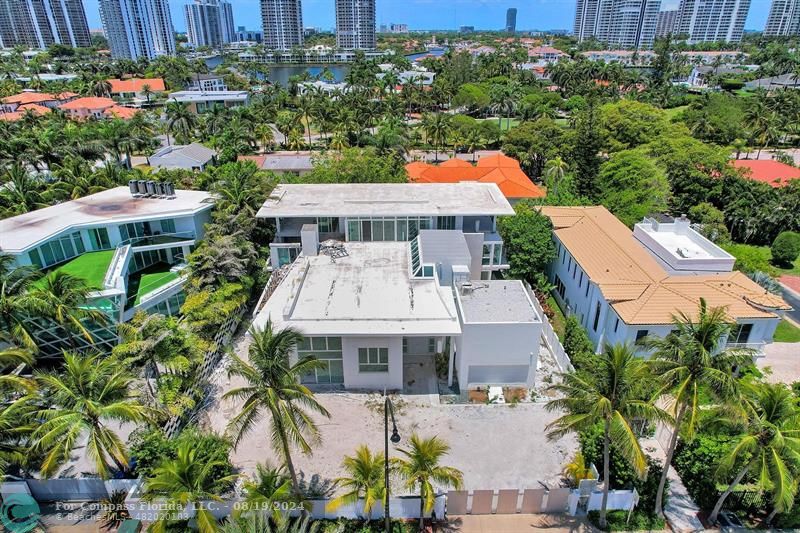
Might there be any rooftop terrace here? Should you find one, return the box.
[35,250,114,291]
[456,281,540,323]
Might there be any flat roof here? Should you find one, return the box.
[253,242,461,336]
[257,183,514,218]
[456,281,539,323]
[0,187,214,253]
[635,221,731,261]
[169,91,248,102]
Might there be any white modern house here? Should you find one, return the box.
[0,185,214,355]
[540,206,790,356]
[253,183,543,394]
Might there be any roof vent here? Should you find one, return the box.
[461,282,474,295]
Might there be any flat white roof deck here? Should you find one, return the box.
[456,281,540,323]
[256,183,515,218]
[0,187,214,252]
[254,242,461,336]
[633,218,735,273]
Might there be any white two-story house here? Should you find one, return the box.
[539,206,790,356]
[0,185,214,355]
[253,183,544,395]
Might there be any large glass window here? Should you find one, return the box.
[160,219,176,234]
[729,323,752,344]
[298,337,344,384]
[88,228,111,250]
[346,217,433,242]
[436,216,456,230]
[28,231,88,268]
[317,217,339,233]
[358,347,389,373]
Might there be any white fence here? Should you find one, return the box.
[524,281,574,373]
[1,479,139,502]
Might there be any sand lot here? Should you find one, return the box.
[200,334,577,493]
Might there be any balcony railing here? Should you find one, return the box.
[726,342,767,356]
[121,231,196,248]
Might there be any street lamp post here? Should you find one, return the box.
[384,394,401,533]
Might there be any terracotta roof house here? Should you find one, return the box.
[0,103,52,121]
[1,91,77,112]
[108,78,166,102]
[539,206,790,356]
[406,154,545,202]
[58,97,137,120]
[731,160,800,188]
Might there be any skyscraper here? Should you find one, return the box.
[764,0,799,36]
[675,0,751,43]
[99,0,175,59]
[573,0,661,49]
[261,0,303,50]
[655,9,679,37]
[185,0,236,48]
[335,0,376,50]
[506,8,517,33]
[0,0,91,49]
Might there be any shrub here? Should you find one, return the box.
[721,244,776,276]
[671,434,733,510]
[771,231,800,267]
[563,315,600,376]
[588,510,666,531]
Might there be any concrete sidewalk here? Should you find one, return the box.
[445,514,597,532]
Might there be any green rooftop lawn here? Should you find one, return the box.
[774,319,800,343]
[134,271,179,305]
[36,250,115,290]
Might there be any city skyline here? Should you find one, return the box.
[81,0,772,34]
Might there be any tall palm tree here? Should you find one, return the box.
[0,164,48,217]
[0,399,35,479]
[544,157,568,197]
[143,440,238,533]
[326,445,385,520]
[30,271,109,345]
[91,77,112,97]
[30,352,152,478]
[545,343,670,529]
[392,434,463,531]
[421,112,452,163]
[464,129,486,163]
[256,123,275,154]
[644,299,753,517]
[166,101,197,145]
[709,383,800,524]
[0,254,45,350]
[224,321,331,495]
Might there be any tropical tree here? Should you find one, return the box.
[143,440,238,533]
[219,514,320,533]
[0,164,49,217]
[545,344,670,529]
[708,383,800,525]
[392,434,463,531]
[256,123,275,153]
[644,299,753,517]
[544,156,569,197]
[30,352,152,478]
[166,101,197,144]
[421,112,452,162]
[464,129,486,162]
[0,400,35,479]
[326,445,385,520]
[224,321,331,495]
[0,254,44,350]
[241,462,293,523]
[91,77,112,97]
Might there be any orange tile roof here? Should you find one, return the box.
[539,206,789,325]
[731,159,800,188]
[104,105,138,119]
[406,154,545,199]
[59,97,115,111]
[108,78,166,93]
[238,155,267,167]
[3,92,58,105]
[17,103,51,115]
[0,112,23,122]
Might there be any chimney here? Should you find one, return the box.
[300,224,319,257]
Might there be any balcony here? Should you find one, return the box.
[726,342,767,357]
[124,231,196,249]
[125,262,188,311]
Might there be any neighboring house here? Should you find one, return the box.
[253,182,542,393]
[685,65,753,87]
[58,97,138,120]
[149,143,217,171]
[406,154,545,203]
[168,90,249,113]
[0,91,77,113]
[297,80,349,95]
[108,78,166,102]
[732,159,800,188]
[527,45,567,62]
[745,74,800,90]
[239,152,314,175]
[539,206,790,356]
[187,74,228,92]
[0,103,52,121]
[0,186,214,356]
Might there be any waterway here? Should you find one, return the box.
[204,55,350,86]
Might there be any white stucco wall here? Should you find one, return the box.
[456,322,540,389]
[341,336,404,390]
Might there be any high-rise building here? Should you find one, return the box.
[573,0,661,49]
[506,8,518,33]
[261,0,304,50]
[185,0,235,48]
[389,23,408,33]
[335,0,376,50]
[764,0,800,36]
[675,0,751,43]
[99,0,175,59]
[655,9,679,37]
[0,0,91,49]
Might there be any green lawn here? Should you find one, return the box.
[36,250,115,290]
[721,243,800,277]
[547,295,567,340]
[663,105,688,120]
[134,271,179,305]
[774,319,800,343]
[478,117,520,131]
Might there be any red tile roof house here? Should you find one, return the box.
[108,78,166,104]
[406,154,546,202]
[732,160,800,188]
[58,97,138,120]
[0,103,52,122]
[0,91,77,113]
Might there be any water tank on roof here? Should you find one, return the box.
[136,180,148,195]
[155,182,165,196]
[146,181,156,196]
[165,182,175,197]
[129,180,138,195]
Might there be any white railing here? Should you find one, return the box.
[103,244,131,290]
[136,274,187,306]
[524,281,574,373]
[726,341,767,357]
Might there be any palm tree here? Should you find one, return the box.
[30,271,109,345]
[731,138,747,160]
[30,351,152,478]
[220,514,320,533]
[143,440,238,533]
[708,383,800,525]
[0,399,35,479]
[392,434,463,531]
[224,321,331,495]
[326,445,385,520]
[256,123,275,153]
[421,112,452,162]
[544,157,568,197]
[141,84,153,105]
[0,254,45,350]
[643,299,753,517]
[166,101,197,145]
[545,343,670,529]
[242,462,293,523]
[91,77,112,97]
[464,129,486,163]
[0,164,48,217]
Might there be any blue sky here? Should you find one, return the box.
[82,0,771,33]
